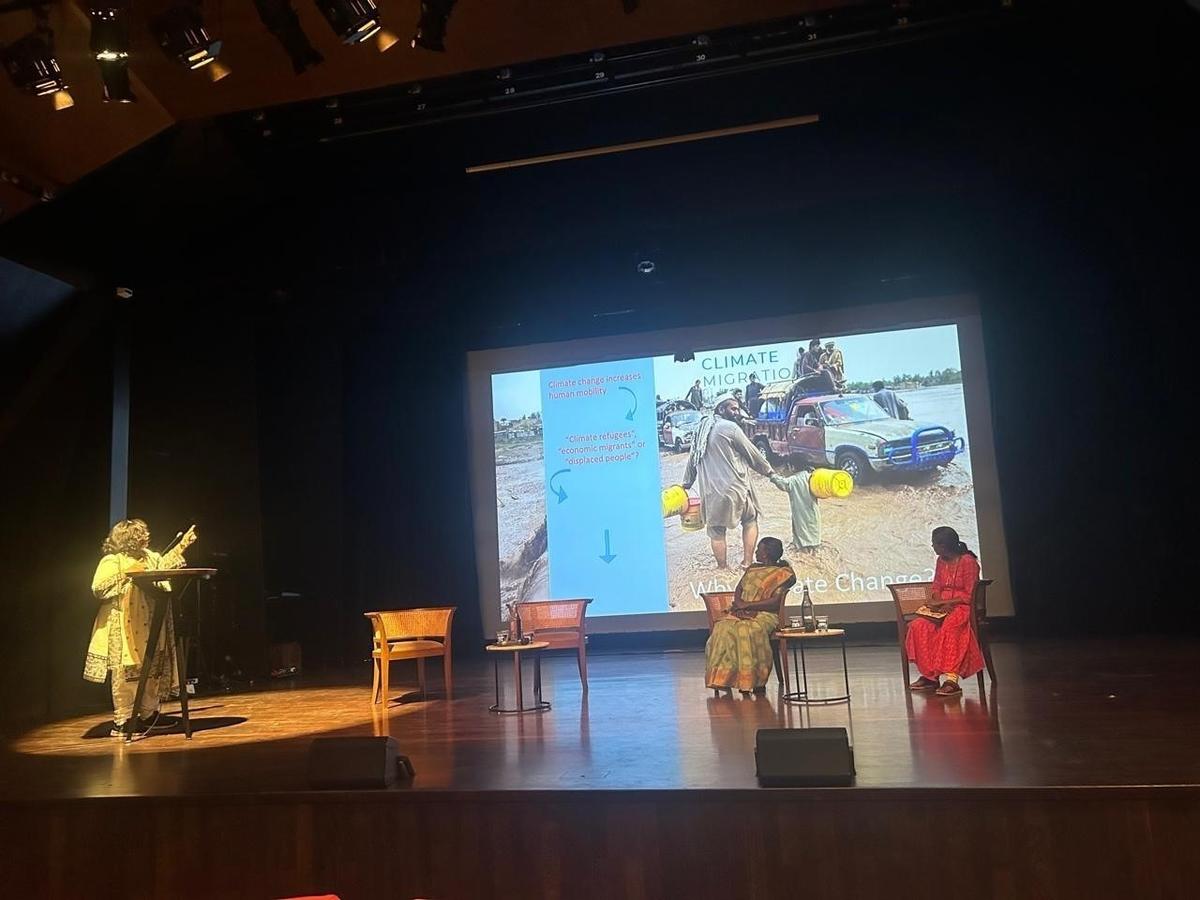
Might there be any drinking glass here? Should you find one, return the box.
[816,616,830,632]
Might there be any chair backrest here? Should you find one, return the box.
[886,579,994,633]
[515,599,591,634]
[700,591,735,631]
[887,582,933,618]
[701,587,791,631]
[974,579,992,617]
[364,607,456,647]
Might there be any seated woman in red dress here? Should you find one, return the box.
[906,526,984,697]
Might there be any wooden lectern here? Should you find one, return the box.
[124,568,217,743]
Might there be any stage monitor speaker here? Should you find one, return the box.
[308,737,415,789]
[755,727,855,787]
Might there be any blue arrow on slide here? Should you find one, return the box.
[599,529,617,563]
[549,468,570,504]
[619,386,637,421]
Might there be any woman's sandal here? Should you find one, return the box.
[935,681,962,697]
[909,676,939,692]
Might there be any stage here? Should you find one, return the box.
[3,638,1199,898]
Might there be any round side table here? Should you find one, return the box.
[776,628,851,705]
[486,641,551,714]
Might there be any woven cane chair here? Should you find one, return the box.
[887,579,996,693]
[364,606,456,704]
[514,599,592,690]
[700,589,791,693]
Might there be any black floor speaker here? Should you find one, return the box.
[308,737,415,789]
[755,727,855,786]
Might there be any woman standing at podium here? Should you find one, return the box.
[84,519,192,735]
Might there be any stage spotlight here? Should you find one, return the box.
[152,3,230,81]
[89,4,137,102]
[255,0,324,73]
[315,0,398,51]
[411,0,457,52]
[97,59,136,103]
[0,31,74,110]
[89,4,130,62]
[674,351,695,363]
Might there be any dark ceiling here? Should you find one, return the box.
[1,0,856,220]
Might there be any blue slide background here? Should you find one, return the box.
[539,358,667,615]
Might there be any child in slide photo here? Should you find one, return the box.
[769,469,821,552]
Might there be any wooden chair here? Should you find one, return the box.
[886,579,996,693]
[364,607,456,704]
[700,589,791,691]
[515,599,592,690]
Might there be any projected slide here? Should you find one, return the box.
[491,324,978,618]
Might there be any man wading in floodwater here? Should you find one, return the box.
[683,397,775,570]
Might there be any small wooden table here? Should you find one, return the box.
[486,641,551,714]
[776,628,851,706]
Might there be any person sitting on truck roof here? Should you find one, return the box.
[799,339,824,377]
[823,341,845,387]
[683,397,775,571]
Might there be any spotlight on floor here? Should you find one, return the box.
[89,4,137,102]
[316,0,398,52]
[411,0,458,52]
[255,0,324,73]
[1,30,74,110]
[152,3,230,81]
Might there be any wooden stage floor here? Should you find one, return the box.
[4,637,1200,798]
[4,637,1200,899]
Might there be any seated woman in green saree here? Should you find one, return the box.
[705,537,796,696]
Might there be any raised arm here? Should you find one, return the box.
[159,525,197,570]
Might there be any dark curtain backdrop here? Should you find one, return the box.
[1,4,1194,725]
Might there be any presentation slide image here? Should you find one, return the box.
[491,323,978,619]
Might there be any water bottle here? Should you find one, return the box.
[800,585,816,633]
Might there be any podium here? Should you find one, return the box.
[125,568,217,742]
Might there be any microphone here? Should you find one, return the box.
[161,531,184,555]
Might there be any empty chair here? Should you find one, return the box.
[514,599,592,690]
[364,607,456,705]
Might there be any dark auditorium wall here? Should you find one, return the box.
[124,297,269,679]
[0,292,114,726]
[1,3,1194,708]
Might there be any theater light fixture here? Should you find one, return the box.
[315,0,398,52]
[89,3,137,102]
[97,59,136,102]
[1,27,74,111]
[411,0,457,52]
[152,3,230,82]
[89,4,130,62]
[254,0,324,73]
